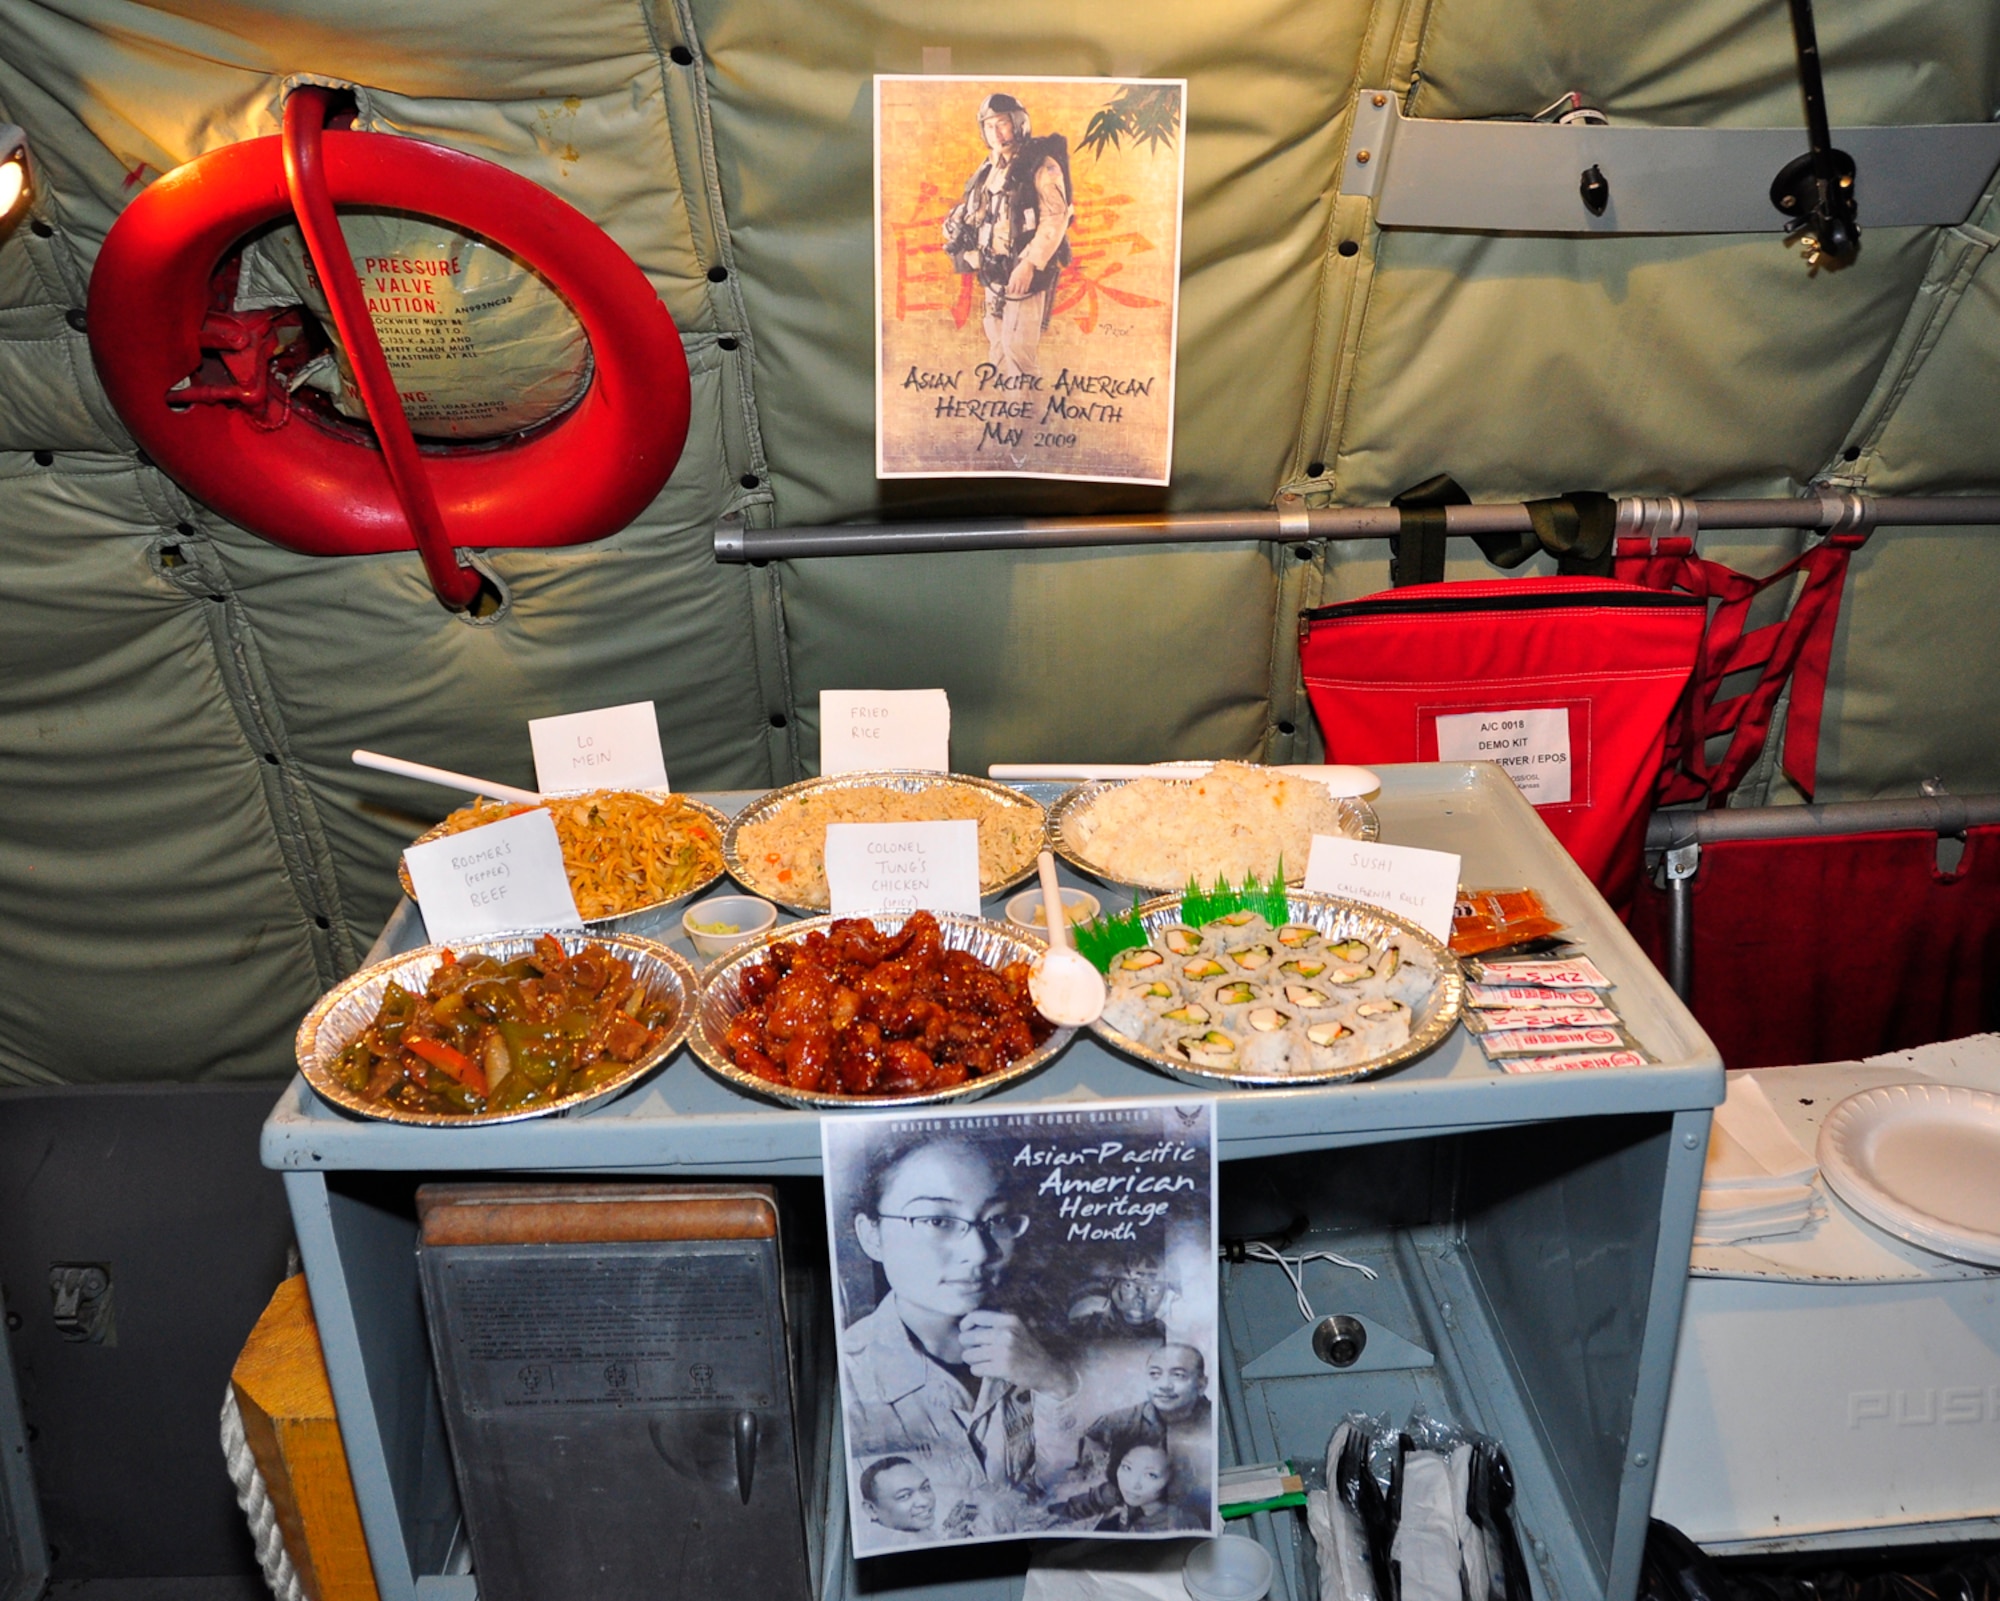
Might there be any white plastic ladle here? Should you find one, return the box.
[1026,849,1106,1027]
[351,748,542,807]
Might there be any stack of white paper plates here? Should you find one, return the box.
[1817,1084,2000,1266]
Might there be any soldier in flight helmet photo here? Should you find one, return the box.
[941,91,1074,378]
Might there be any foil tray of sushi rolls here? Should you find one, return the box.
[1091,893,1464,1088]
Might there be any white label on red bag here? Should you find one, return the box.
[820,689,951,775]
[403,809,584,940]
[1303,837,1461,941]
[1479,1026,1630,1059]
[1468,1007,1621,1033]
[529,701,668,794]
[1434,707,1571,805]
[1502,1050,1648,1074]
[824,820,982,917]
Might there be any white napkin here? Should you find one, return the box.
[1693,1074,1822,1244]
[1307,1491,1380,1601]
[1706,1075,1817,1188]
[1307,1423,1380,1601]
[1024,1539,1205,1601]
[1391,1451,1466,1601]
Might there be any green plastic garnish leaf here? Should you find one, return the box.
[1075,867,1293,973]
[1073,891,1148,973]
[1179,863,1290,930]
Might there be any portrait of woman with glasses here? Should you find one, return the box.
[824,1107,1217,1554]
[835,1132,1077,1535]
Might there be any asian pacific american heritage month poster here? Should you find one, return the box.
[874,75,1187,484]
[822,1099,1219,1557]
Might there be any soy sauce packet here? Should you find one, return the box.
[1467,983,1608,1009]
[1500,1049,1648,1074]
[1464,955,1613,990]
[1477,1024,1648,1061]
[1464,1006,1621,1034]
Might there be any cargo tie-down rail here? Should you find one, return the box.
[712,491,2000,563]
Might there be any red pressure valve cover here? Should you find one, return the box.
[86,126,690,559]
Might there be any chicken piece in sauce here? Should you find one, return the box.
[722,911,1052,1096]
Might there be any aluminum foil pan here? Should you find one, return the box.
[1049,776,1378,894]
[721,771,1047,915]
[396,792,729,942]
[689,911,1074,1109]
[297,930,698,1126]
[1088,892,1463,1090]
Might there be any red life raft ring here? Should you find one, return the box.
[88,88,691,610]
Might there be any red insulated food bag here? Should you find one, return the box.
[1299,578,1706,913]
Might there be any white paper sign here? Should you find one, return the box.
[403,809,583,940]
[1434,706,1572,805]
[819,689,950,775]
[1304,836,1461,942]
[528,701,668,794]
[823,820,981,917]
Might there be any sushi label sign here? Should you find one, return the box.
[1432,707,1572,805]
[1303,838,1460,942]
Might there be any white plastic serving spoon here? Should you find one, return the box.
[351,749,543,807]
[1026,849,1106,1028]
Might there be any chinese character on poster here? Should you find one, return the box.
[822,1099,1218,1557]
[875,75,1187,484]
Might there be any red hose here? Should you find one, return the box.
[280,87,481,611]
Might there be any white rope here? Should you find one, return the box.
[220,1385,310,1601]
[1238,1240,1379,1322]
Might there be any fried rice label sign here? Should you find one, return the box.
[875,75,1186,484]
[819,689,951,775]
[822,1099,1218,1556]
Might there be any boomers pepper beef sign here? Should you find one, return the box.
[875,75,1187,484]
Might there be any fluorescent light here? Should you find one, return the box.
[0,125,27,221]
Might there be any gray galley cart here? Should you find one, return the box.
[262,765,1722,1601]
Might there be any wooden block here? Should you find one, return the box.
[416,1180,778,1245]
[231,1275,380,1601]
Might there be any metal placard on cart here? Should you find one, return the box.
[416,1184,813,1601]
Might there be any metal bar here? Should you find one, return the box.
[1355,93,2000,234]
[1603,1108,1715,1601]
[0,1311,47,1601]
[717,495,2000,562]
[1786,0,1835,160]
[285,1170,420,1601]
[1666,872,1694,1000]
[1646,794,2000,852]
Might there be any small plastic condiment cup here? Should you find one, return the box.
[682,894,778,961]
[1004,885,1101,934]
[1183,1534,1275,1601]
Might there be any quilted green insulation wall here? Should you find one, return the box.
[1,0,1997,1084]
